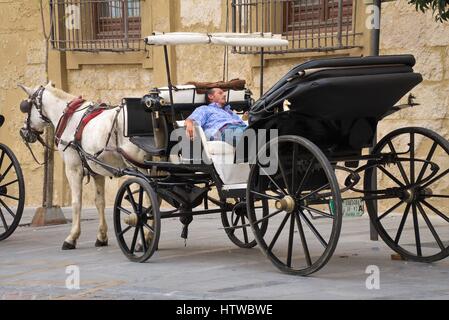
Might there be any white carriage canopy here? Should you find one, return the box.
[144,32,289,47]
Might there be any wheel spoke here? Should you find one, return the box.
[378,200,404,221]
[277,155,291,194]
[0,207,9,230]
[416,202,445,251]
[1,163,13,180]
[416,141,437,184]
[299,210,328,248]
[268,213,290,252]
[0,198,16,218]
[138,187,144,212]
[130,227,139,254]
[259,165,287,196]
[422,168,449,189]
[0,150,5,172]
[425,195,449,199]
[143,222,155,234]
[126,186,138,213]
[295,158,315,196]
[378,165,405,187]
[394,203,411,245]
[252,209,283,225]
[421,200,449,224]
[250,190,282,201]
[139,225,147,252]
[410,133,415,184]
[300,183,330,201]
[387,141,410,185]
[118,225,132,237]
[117,206,132,215]
[286,213,295,267]
[0,179,19,189]
[300,205,334,220]
[0,193,20,201]
[412,203,422,257]
[241,215,249,244]
[295,212,312,267]
[291,144,298,193]
[232,214,240,228]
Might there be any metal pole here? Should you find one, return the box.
[163,45,175,126]
[231,0,236,33]
[369,0,381,241]
[260,48,264,97]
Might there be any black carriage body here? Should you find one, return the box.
[249,55,423,157]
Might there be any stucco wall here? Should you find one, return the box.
[1,0,448,209]
[0,0,47,206]
[378,0,449,205]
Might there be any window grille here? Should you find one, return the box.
[232,0,362,54]
[50,0,143,52]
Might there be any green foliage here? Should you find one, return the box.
[408,0,449,22]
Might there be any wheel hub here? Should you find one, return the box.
[124,213,139,227]
[275,196,296,213]
[0,185,6,196]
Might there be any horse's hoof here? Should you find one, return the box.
[62,241,76,250]
[95,239,108,247]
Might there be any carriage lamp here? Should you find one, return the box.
[0,115,4,127]
[142,94,166,111]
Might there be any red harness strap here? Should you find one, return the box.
[74,109,105,142]
[55,97,85,147]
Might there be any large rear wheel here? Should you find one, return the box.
[246,135,342,275]
[365,127,449,262]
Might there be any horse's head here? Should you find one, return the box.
[18,82,55,143]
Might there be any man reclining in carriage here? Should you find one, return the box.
[184,88,248,146]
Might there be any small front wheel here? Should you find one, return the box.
[113,177,160,263]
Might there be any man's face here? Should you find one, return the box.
[209,89,227,107]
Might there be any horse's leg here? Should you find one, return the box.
[93,175,108,247]
[62,166,84,250]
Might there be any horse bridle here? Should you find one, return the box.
[19,86,54,165]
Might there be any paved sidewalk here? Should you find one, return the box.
[0,208,448,300]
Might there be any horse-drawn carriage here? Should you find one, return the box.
[108,33,449,275]
[0,114,25,241]
[17,32,449,275]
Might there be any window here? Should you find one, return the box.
[232,0,359,54]
[284,0,353,33]
[50,0,143,52]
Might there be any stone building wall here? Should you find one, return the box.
[0,0,47,206]
[1,0,448,209]
[378,0,449,206]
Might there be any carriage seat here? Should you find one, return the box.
[157,84,250,112]
[174,120,250,185]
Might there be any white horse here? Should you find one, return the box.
[19,82,149,250]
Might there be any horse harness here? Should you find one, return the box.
[20,86,122,176]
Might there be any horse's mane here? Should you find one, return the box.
[47,86,77,101]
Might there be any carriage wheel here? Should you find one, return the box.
[365,127,449,262]
[113,177,160,263]
[221,198,269,249]
[0,143,25,241]
[246,135,342,275]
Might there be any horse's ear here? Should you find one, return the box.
[18,83,34,96]
[46,81,55,88]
